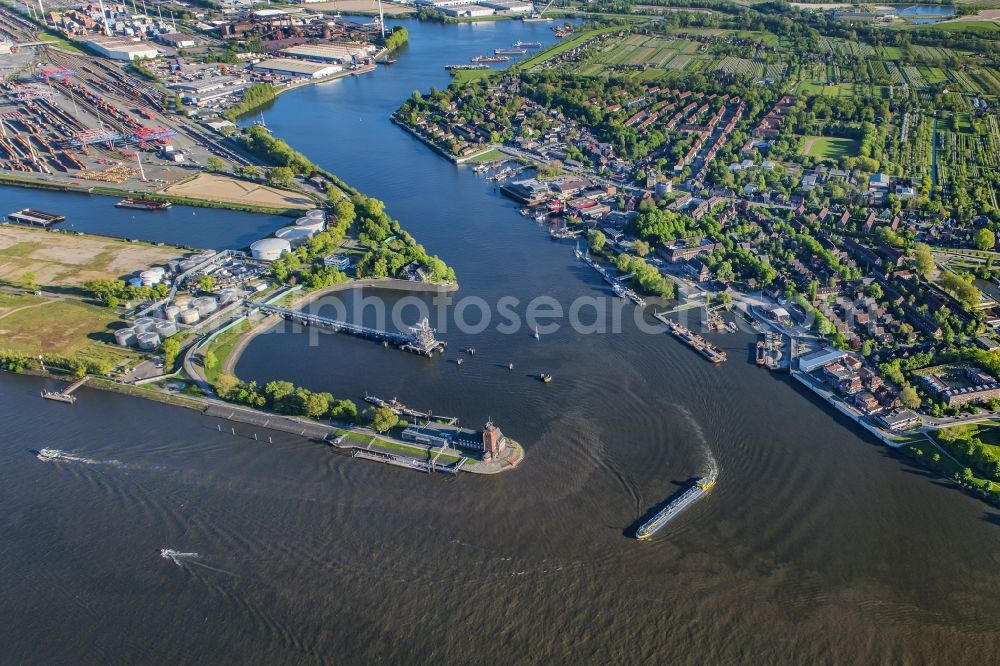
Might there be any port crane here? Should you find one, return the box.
[527,0,556,20]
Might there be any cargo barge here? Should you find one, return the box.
[495,48,527,56]
[653,312,727,363]
[6,208,65,228]
[471,55,509,63]
[636,470,717,539]
[116,198,172,210]
[512,41,542,48]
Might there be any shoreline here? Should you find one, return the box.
[16,366,522,475]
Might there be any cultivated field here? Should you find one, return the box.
[0,226,182,288]
[164,174,314,210]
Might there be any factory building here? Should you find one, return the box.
[86,37,159,61]
[172,76,246,106]
[252,58,343,79]
[279,42,375,64]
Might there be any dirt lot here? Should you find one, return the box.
[305,0,414,14]
[0,225,183,287]
[164,173,315,210]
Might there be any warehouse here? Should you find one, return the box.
[279,42,375,64]
[86,37,159,61]
[252,58,343,79]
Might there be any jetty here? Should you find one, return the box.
[653,312,727,363]
[574,244,645,306]
[41,375,88,404]
[326,434,465,475]
[254,302,446,356]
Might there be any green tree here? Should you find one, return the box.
[161,338,181,370]
[206,156,228,173]
[21,271,37,292]
[975,227,996,251]
[198,274,216,292]
[203,350,218,371]
[371,406,397,433]
[588,229,606,253]
[900,385,921,410]
[267,166,294,188]
[633,240,650,257]
[913,243,935,277]
[213,373,239,398]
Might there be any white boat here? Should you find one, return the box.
[36,448,62,461]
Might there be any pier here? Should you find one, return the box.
[253,302,446,356]
[653,312,727,363]
[574,245,646,306]
[326,434,464,475]
[41,375,88,404]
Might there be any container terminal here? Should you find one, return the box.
[635,469,718,539]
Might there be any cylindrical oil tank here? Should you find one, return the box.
[305,209,325,219]
[139,270,162,285]
[147,266,166,279]
[128,277,143,288]
[193,297,218,316]
[178,259,197,273]
[250,237,292,261]
[168,260,181,273]
[154,321,178,338]
[174,295,192,308]
[294,217,325,234]
[164,304,182,321]
[218,288,244,304]
[133,317,156,333]
[114,327,136,347]
[137,332,160,350]
[178,308,200,325]
[275,226,314,247]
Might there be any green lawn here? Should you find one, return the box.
[201,320,252,385]
[0,295,139,368]
[801,135,861,160]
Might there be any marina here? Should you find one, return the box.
[574,243,646,306]
[635,469,718,539]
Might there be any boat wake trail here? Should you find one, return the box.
[160,549,235,576]
[160,549,200,566]
[35,448,121,466]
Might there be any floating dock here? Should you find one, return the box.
[364,394,459,424]
[41,375,88,404]
[653,312,727,363]
[636,470,717,539]
[7,208,65,228]
[574,245,645,306]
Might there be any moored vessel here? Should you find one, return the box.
[116,198,172,210]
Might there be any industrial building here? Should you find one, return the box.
[85,37,159,61]
[279,42,375,64]
[478,0,533,12]
[171,76,246,106]
[252,58,343,79]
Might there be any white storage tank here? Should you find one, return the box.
[164,304,182,322]
[294,217,325,234]
[137,332,160,350]
[275,226,314,248]
[174,295,192,309]
[178,308,200,325]
[147,266,166,279]
[193,296,218,316]
[250,237,292,261]
[178,259,197,273]
[154,321,178,338]
[133,317,156,333]
[218,288,244,304]
[305,209,325,220]
[114,327,137,347]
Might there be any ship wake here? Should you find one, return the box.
[35,448,121,466]
[160,549,200,566]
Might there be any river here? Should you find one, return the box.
[3,17,1000,665]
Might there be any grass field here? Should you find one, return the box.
[0,293,138,366]
[801,135,861,160]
